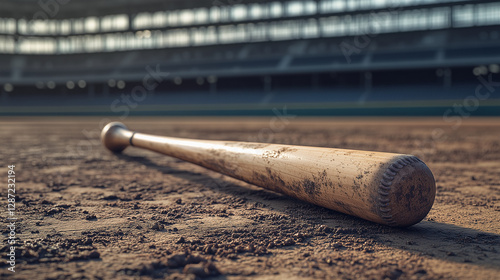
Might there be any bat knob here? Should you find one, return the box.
[101,122,134,153]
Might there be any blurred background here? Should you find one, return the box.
[0,0,499,116]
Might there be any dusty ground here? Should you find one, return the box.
[1,117,499,280]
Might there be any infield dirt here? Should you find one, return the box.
[1,117,499,279]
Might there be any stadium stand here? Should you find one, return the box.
[0,0,499,115]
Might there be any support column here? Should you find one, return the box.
[264,76,272,92]
[1,89,8,103]
[358,71,372,104]
[103,83,109,98]
[210,82,217,94]
[364,71,372,93]
[208,76,218,94]
[443,68,452,90]
[311,74,319,90]
[128,14,135,32]
[88,83,95,98]
[14,18,21,54]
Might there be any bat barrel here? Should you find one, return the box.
[101,122,436,227]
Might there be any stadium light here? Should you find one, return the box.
[78,80,87,88]
[66,81,75,89]
[117,80,126,89]
[489,64,500,74]
[473,66,488,76]
[3,83,13,92]
[108,79,116,87]
[47,81,56,89]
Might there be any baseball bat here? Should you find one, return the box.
[101,122,435,227]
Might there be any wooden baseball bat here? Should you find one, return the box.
[101,122,435,227]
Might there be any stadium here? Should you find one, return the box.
[1,1,500,279]
[1,0,500,115]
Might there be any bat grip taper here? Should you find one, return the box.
[101,122,136,153]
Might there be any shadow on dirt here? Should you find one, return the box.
[115,152,500,269]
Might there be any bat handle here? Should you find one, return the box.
[101,122,135,153]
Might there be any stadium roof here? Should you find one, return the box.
[1,0,280,19]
